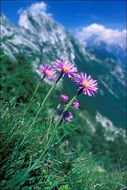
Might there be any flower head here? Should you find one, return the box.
[40,64,56,79]
[74,73,98,96]
[57,108,73,121]
[60,94,69,103]
[63,110,73,121]
[72,99,79,109]
[55,59,77,77]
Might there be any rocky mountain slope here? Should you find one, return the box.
[0,9,126,136]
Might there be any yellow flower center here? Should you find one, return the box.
[83,81,89,87]
[63,65,68,71]
[45,69,51,76]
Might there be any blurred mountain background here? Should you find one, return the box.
[0,1,126,189]
[1,4,126,133]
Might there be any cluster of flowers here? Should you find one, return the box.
[57,94,79,121]
[40,59,98,123]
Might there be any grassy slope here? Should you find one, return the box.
[0,52,126,190]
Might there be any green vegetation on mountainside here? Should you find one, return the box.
[0,51,126,190]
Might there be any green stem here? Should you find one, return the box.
[31,72,63,126]
[55,95,77,128]
[15,77,45,136]
[20,73,63,146]
[30,82,56,127]
[55,88,83,127]
[23,76,45,117]
[63,88,83,113]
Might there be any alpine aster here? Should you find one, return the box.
[74,73,98,96]
[55,59,77,77]
[40,64,56,79]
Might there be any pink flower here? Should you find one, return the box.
[55,59,77,77]
[72,99,79,109]
[40,64,56,79]
[74,73,98,96]
[60,94,69,103]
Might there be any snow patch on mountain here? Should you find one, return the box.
[96,112,126,141]
[111,63,126,86]
[100,79,119,99]
[1,10,77,63]
[79,111,96,132]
